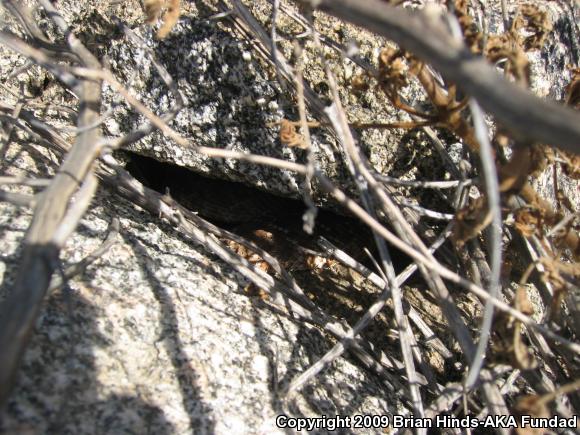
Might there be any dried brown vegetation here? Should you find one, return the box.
[144,0,181,38]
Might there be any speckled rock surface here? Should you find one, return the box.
[104,17,300,188]
[5,0,573,202]
[101,10,346,198]
[100,1,406,199]
[0,187,401,435]
[90,0,579,207]
[0,95,400,433]
[1,0,579,433]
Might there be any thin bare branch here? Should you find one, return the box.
[0,189,36,207]
[48,218,120,292]
[323,69,425,416]
[463,100,503,391]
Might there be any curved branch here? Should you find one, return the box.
[306,0,580,154]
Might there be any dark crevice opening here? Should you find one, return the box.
[122,151,409,272]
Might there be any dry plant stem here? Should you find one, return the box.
[228,0,328,120]
[101,160,417,396]
[376,175,474,189]
[0,30,79,90]
[48,218,120,292]
[0,176,51,187]
[398,202,454,220]
[500,369,521,395]
[0,1,102,406]
[327,98,478,362]
[270,0,287,92]
[0,0,74,60]
[318,230,454,358]
[464,100,502,391]
[0,99,23,153]
[0,190,36,207]
[108,19,184,149]
[500,0,510,31]
[293,41,318,234]
[350,120,438,129]
[323,79,425,417]
[2,98,576,356]
[196,147,306,174]
[305,0,580,154]
[0,103,71,156]
[313,171,580,354]
[51,171,99,247]
[475,0,489,51]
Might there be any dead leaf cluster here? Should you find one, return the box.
[143,0,180,38]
